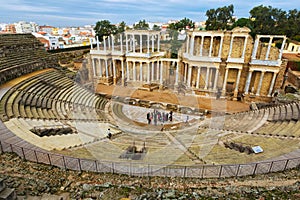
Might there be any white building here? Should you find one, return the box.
[15,21,38,33]
[32,32,59,50]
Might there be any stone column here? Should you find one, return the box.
[278,36,286,60]
[160,61,163,84]
[152,35,155,52]
[99,59,103,77]
[204,67,210,89]
[234,69,242,96]
[113,59,116,84]
[105,59,109,77]
[140,34,142,53]
[242,36,248,58]
[187,65,192,87]
[147,62,151,84]
[92,58,96,76]
[218,36,224,58]
[133,62,136,81]
[222,68,229,93]
[96,36,100,50]
[125,34,128,53]
[209,36,214,57]
[111,35,114,51]
[200,36,204,56]
[184,63,188,83]
[108,36,111,50]
[121,60,125,86]
[156,60,160,80]
[140,62,143,82]
[90,38,93,49]
[132,34,135,52]
[196,66,201,88]
[251,36,259,59]
[256,71,265,96]
[186,35,190,53]
[265,36,273,60]
[268,72,277,96]
[151,62,154,81]
[213,68,219,91]
[120,34,123,53]
[126,61,130,81]
[189,35,195,55]
[244,70,253,94]
[103,36,107,52]
[157,34,160,52]
[147,34,150,54]
[175,61,179,86]
[228,36,234,58]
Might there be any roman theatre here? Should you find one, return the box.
[0,28,299,178]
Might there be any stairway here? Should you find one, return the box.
[0,179,16,200]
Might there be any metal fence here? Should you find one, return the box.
[1,140,299,178]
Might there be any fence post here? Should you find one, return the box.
[34,150,38,163]
[47,153,51,165]
[236,164,240,178]
[0,141,3,153]
[283,159,289,170]
[78,158,82,172]
[268,161,274,173]
[218,165,223,178]
[252,163,258,175]
[183,166,187,178]
[62,156,67,169]
[21,147,25,159]
[95,160,98,172]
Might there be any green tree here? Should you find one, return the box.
[287,9,300,40]
[152,24,161,31]
[205,4,235,30]
[117,21,127,34]
[232,18,253,30]
[94,20,117,41]
[133,20,149,30]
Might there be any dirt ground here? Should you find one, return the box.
[97,84,249,113]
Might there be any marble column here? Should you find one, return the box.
[140,34,142,53]
[268,72,277,96]
[96,36,100,50]
[213,68,219,91]
[234,69,242,94]
[111,35,114,51]
[92,58,96,76]
[126,61,130,81]
[222,68,229,92]
[251,36,259,59]
[160,61,163,84]
[113,59,116,84]
[186,35,190,54]
[132,34,135,52]
[175,62,179,86]
[265,37,273,60]
[228,36,234,58]
[157,34,160,52]
[120,34,123,53]
[133,62,136,81]
[242,36,248,58]
[204,67,210,89]
[147,62,151,84]
[200,36,204,56]
[156,61,160,80]
[125,34,128,53]
[187,66,192,87]
[218,36,224,58]
[244,70,253,94]
[140,62,143,82]
[189,35,195,55]
[256,71,265,96]
[108,36,111,49]
[279,37,286,60]
[121,60,124,86]
[209,36,214,57]
[152,35,154,52]
[151,62,154,81]
[196,66,201,88]
[103,36,107,52]
[147,34,150,54]
[105,59,109,77]
[184,63,188,83]
[99,59,103,77]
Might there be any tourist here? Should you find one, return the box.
[107,128,112,139]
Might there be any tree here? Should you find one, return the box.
[152,24,161,31]
[232,18,253,30]
[133,20,149,30]
[94,20,117,41]
[117,21,126,34]
[205,4,235,30]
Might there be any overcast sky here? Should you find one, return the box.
[0,0,299,27]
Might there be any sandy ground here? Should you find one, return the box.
[97,84,249,113]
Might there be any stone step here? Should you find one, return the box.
[0,179,5,193]
[0,188,16,200]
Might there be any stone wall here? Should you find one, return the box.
[0,34,60,85]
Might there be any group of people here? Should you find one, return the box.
[146,110,173,125]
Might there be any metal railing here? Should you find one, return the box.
[0,140,299,178]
